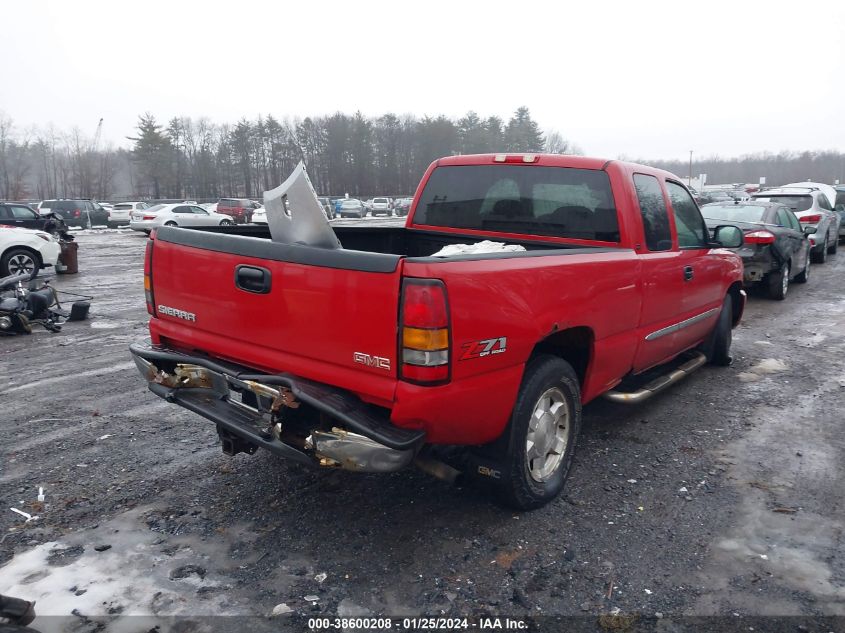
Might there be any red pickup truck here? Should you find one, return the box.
[130,154,745,509]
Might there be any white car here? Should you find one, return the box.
[251,207,267,224]
[0,225,61,276]
[129,203,235,233]
[201,202,219,213]
[109,201,152,227]
[369,197,393,216]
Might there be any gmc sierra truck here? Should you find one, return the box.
[130,154,745,509]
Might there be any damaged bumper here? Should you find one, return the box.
[129,342,424,472]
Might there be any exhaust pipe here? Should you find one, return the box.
[413,454,463,485]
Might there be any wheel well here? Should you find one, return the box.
[530,326,593,388]
[2,245,42,268]
[727,282,743,326]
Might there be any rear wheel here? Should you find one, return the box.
[164,221,177,227]
[219,219,233,226]
[828,232,838,254]
[493,355,582,510]
[811,242,827,264]
[0,248,39,277]
[766,262,789,300]
[794,252,811,283]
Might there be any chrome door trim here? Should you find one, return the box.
[645,307,720,341]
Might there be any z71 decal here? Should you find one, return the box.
[460,337,507,361]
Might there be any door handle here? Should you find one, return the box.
[683,266,694,281]
[235,265,272,294]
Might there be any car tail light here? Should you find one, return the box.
[799,214,822,223]
[744,230,776,245]
[493,154,538,164]
[73,210,81,217]
[400,279,450,385]
[144,237,155,316]
[142,215,156,221]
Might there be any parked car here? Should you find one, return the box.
[0,202,67,234]
[369,197,393,216]
[129,203,235,233]
[131,153,745,510]
[393,197,413,216]
[316,197,335,220]
[37,199,110,229]
[0,225,61,276]
[332,198,345,214]
[751,187,840,263]
[699,191,735,205]
[834,186,845,241]
[108,202,151,228]
[701,201,810,299]
[251,207,267,224]
[201,202,219,213]
[337,199,366,218]
[216,198,258,224]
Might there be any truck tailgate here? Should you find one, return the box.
[148,228,403,404]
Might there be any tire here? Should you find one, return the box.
[219,219,233,226]
[493,355,582,511]
[794,252,810,283]
[701,295,733,366]
[164,221,178,227]
[0,247,39,277]
[811,242,827,264]
[766,262,789,300]
[828,232,838,255]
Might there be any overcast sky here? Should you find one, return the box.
[2,0,843,161]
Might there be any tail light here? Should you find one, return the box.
[799,214,822,223]
[744,230,776,245]
[144,236,155,316]
[73,210,81,217]
[400,279,450,385]
[142,215,157,220]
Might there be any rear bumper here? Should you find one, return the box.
[129,342,424,470]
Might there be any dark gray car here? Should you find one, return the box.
[702,201,811,300]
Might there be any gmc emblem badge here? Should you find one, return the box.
[353,352,391,371]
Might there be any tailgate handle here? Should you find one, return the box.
[235,265,272,294]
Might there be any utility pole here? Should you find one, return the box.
[688,150,693,187]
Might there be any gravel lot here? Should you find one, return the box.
[1,224,844,630]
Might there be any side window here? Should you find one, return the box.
[667,181,707,248]
[173,206,191,214]
[0,205,10,219]
[192,206,208,214]
[775,208,791,227]
[818,194,833,211]
[633,174,672,251]
[786,209,801,231]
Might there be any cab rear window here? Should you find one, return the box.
[414,165,619,241]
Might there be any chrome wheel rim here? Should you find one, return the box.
[526,387,570,482]
[8,253,36,275]
[782,265,789,296]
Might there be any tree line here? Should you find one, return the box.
[1,107,844,202]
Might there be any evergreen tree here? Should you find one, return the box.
[505,106,544,152]
[128,113,172,198]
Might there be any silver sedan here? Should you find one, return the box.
[129,203,235,233]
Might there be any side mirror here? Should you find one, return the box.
[712,224,743,248]
[803,225,816,236]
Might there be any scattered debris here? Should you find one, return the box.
[98,434,112,441]
[304,595,320,602]
[627,479,637,484]
[271,603,293,617]
[10,508,37,523]
[37,487,45,503]
[678,486,688,493]
[94,544,112,552]
[644,589,652,595]
[314,572,327,584]
[169,564,207,580]
[772,506,799,514]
